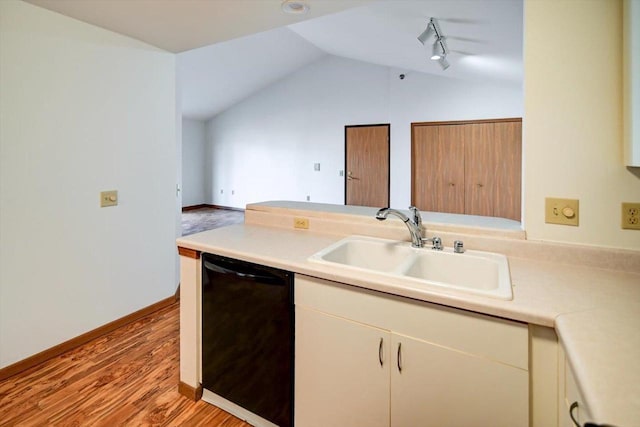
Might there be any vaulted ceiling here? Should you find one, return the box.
[24,0,523,121]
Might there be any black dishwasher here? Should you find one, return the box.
[201,253,293,427]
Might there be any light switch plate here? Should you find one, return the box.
[621,202,640,230]
[100,190,118,207]
[545,198,579,226]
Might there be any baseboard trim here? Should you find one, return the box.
[181,204,245,212]
[0,296,177,381]
[182,204,210,211]
[178,381,203,401]
[209,204,245,212]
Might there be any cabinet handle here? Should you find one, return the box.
[476,183,484,188]
[449,182,455,187]
[569,401,580,427]
[397,342,402,372]
[378,338,384,366]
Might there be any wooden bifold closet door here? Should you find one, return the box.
[411,119,521,221]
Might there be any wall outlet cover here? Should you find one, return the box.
[545,197,579,226]
[621,202,640,230]
[294,217,309,229]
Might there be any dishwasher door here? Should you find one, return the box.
[201,253,293,427]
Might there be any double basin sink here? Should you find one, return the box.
[309,235,513,300]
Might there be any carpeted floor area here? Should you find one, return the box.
[181,206,244,236]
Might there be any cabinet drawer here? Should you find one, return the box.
[295,274,528,370]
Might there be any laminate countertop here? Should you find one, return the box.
[177,224,640,426]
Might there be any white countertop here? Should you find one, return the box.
[177,224,640,426]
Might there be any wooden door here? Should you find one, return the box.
[412,124,465,213]
[493,121,522,221]
[345,125,390,207]
[390,333,529,427]
[465,123,496,217]
[412,118,521,221]
[295,307,391,427]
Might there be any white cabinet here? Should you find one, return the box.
[558,346,593,427]
[624,0,640,166]
[295,307,390,427]
[295,275,529,427]
[391,333,527,427]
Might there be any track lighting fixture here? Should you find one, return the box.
[418,18,450,70]
[431,38,443,60]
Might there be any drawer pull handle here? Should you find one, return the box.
[569,401,580,427]
[397,342,402,372]
[378,338,384,366]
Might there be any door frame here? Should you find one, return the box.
[344,123,391,207]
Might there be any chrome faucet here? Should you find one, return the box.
[376,207,423,248]
[376,206,442,250]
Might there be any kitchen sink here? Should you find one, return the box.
[308,235,513,300]
[315,237,414,272]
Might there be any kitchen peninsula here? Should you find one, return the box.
[177,201,640,427]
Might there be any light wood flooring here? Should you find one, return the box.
[0,303,251,427]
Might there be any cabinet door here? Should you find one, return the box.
[390,333,529,427]
[412,124,465,214]
[558,346,593,427]
[295,307,391,427]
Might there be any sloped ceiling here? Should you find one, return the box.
[178,27,326,119]
[23,0,523,121]
[179,0,522,120]
[24,0,373,53]
[289,0,523,84]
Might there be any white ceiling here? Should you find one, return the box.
[25,0,373,53]
[289,0,523,83]
[24,0,523,121]
[178,27,326,119]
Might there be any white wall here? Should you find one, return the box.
[206,55,522,209]
[182,119,207,207]
[0,1,177,368]
[524,0,640,250]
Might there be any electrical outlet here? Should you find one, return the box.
[545,198,579,226]
[100,190,118,207]
[621,202,640,230]
[294,217,309,229]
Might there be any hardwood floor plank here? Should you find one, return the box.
[0,303,251,427]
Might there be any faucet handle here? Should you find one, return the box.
[431,237,442,250]
[409,206,422,228]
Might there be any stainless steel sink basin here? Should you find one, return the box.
[309,236,513,300]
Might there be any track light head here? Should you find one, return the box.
[430,39,443,60]
[417,23,434,45]
[438,57,450,70]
